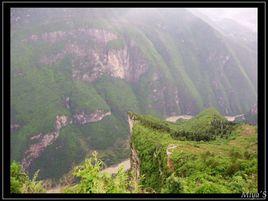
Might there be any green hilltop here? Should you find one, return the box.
[129,108,257,193]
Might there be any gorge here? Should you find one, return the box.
[11,8,257,181]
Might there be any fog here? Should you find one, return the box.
[188,8,257,32]
[11,8,257,33]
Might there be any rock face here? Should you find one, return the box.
[73,110,111,125]
[22,115,70,170]
[22,110,111,171]
[130,142,140,181]
[55,115,69,130]
[11,8,257,180]
[128,114,141,181]
[70,39,148,83]
[127,114,134,133]
[29,28,148,83]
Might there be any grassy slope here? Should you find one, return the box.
[11,9,257,180]
[131,109,257,193]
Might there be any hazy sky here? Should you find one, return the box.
[188,8,257,32]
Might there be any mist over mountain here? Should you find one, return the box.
[188,8,257,32]
[11,8,257,180]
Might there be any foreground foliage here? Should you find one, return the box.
[11,153,141,194]
[64,151,141,193]
[10,161,45,193]
[10,108,257,194]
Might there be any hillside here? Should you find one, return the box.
[10,108,257,193]
[10,8,257,180]
[129,108,257,193]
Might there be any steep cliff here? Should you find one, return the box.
[11,8,257,179]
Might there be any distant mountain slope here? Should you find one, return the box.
[11,8,257,179]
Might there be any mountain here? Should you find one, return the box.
[129,109,257,193]
[10,8,257,180]
[11,108,257,193]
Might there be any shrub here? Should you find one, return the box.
[225,162,241,177]
[161,173,183,193]
[10,161,45,193]
[64,151,141,193]
[196,181,225,193]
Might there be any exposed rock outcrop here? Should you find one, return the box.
[106,48,128,79]
[29,28,148,83]
[22,109,111,171]
[22,131,59,170]
[128,114,141,181]
[127,114,134,133]
[22,115,70,170]
[73,110,111,125]
[69,41,148,83]
[130,142,140,181]
[55,115,69,130]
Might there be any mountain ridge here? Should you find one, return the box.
[11,8,257,179]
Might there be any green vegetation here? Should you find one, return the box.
[11,161,45,193]
[129,108,236,141]
[11,154,141,194]
[71,80,110,113]
[64,151,141,193]
[94,76,141,117]
[11,8,257,181]
[130,108,257,193]
[30,124,86,179]
[10,108,257,194]
[107,38,125,50]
